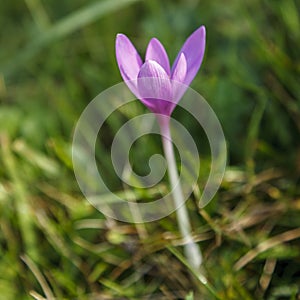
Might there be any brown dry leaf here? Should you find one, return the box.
[234,228,300,270]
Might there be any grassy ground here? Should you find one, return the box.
[1,0,300,299]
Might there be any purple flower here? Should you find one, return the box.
[115,26,206,116]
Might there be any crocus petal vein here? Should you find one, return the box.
[171,53,188,104]
[145,38,171,75]
[137,60,173,114]
[172,26,206,86]
[116,34,143,82]
[171,52,187,83]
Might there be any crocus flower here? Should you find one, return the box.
[115,26,206,116]
[115,27,207,272]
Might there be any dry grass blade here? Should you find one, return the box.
[29,290,47,300]
[225,203,285,232]
[21,255,55,300]
[259,258,277,293]
[234,228,300,270]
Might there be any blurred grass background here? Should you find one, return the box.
[0,0,300,299]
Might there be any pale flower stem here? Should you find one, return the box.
[157,115,203,270]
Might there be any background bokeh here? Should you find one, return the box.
[0,0,300,299]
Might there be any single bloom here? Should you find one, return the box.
[115,26,206,116]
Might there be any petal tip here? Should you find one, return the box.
[138,60,164,78]
[201,25,206,36]
[179,52,187,61]
[148,37,159,43]
[145,37,171,75]
[171,52,187,84]
[115,32,142,88]
[116,33,128,43]
[194,25,206,38]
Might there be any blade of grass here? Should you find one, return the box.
[0,133,38,261]
[21,254,55,300]
[29,290,47,300]
[166,245,222,300]
[1,0,142,79]
[244,92,267,175]
[234,228,300,270]
[24,0,51,30]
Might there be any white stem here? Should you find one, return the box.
[158,115,202,270]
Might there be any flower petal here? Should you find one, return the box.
[145,38,171,75]
[115,33,142,94]
[171,53,188,104]
[137,60,173,115]
[171,52,187,83]
[171,26,206,86]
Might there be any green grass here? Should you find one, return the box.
[1,0,300,299]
